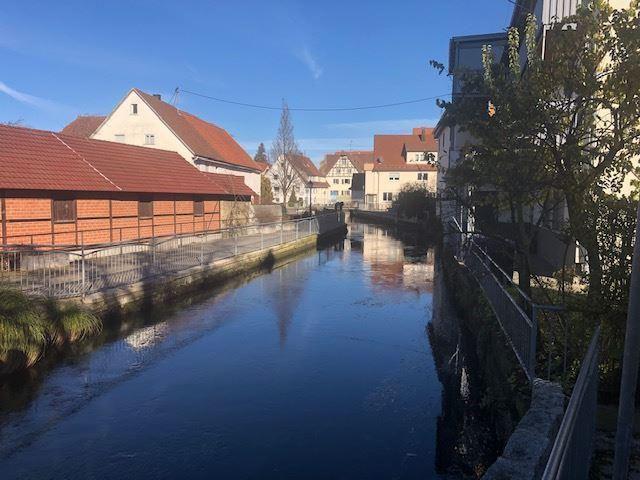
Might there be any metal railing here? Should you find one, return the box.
[542,326,601,480]
[450,217,566,381]
[352,202,392,212]
[0,216,322,299]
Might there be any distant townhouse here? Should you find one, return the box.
[63,88,261,200]
[0,125,253,246]
[363,127,438,208]
[266,154,329,208]
[320,151,373,204]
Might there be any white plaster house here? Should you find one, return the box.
[363,128,438,208]
[320,151,373,204]
[266,154,329,208]
[84,88,261,199]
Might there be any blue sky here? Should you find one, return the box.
[0,0,513,163]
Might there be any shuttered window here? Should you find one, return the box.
[138,201,153,219]
[193,201,204,217]
[52,199,76,223]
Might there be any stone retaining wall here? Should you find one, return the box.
[484,379,565,479]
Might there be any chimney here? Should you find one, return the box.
[153,94,162,100]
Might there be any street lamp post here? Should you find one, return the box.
[308,180,313,216]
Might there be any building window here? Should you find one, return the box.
[383,192,393,201]
[418,173,428,180]
[389,173,400,181]
[138,200,153,219]
[193,200,204,217]
[114,134,125,142]
[144,134,155,145]
[331,190,339,195]
[131,103,138,115]
[343,178,350,184]
[52,199,76,223]
[333,179,339,184]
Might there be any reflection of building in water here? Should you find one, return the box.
[125,322,169,350]
[259,257,314,348]
[359,224,434,291]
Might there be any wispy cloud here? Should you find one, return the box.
[0,81,66,111]
[296,47,323,80]
[327,118,440,135]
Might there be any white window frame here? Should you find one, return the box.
[144,134,155,145]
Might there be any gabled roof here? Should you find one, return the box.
[0,124,248,196]
[60,115,106,138]
[129,89,261,172]
[254,160,270,173]
[320,150,374,175]
[288,154,322,181]
[372,130,438,172]
[203,172,257,197]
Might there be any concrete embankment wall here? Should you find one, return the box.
[84,234,318,313]
[83,214,347,313]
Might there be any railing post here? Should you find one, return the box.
[80,233,86,298]
[296,221,299,240]
[200,234,204,267]
[234,227,238,255]
[530,304,538,381]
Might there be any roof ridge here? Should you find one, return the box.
[50,132,122,191]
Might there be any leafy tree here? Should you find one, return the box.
[288,191,299,207]
[439,1,640,307]
[440,14,552,296]
[254,142,268,164]
[395,183,436,221]
[533,1,640,310]
[271,101,300,214]
[260,175,274,204]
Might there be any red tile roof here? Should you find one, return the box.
[372,131,438,172]
[0,125,117,192]
[0,124,247,196]
[60,115,106,138]
[203,172,257,197]
[254,160,270,173]
[133,89,261,173]
[320,150,374,175]
[288,154,322,180]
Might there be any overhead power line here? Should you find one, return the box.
[179,88,451,112]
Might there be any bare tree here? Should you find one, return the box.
[270,101,300,214]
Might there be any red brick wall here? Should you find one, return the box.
[2,195,222,246]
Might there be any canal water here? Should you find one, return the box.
[0,223,489,479]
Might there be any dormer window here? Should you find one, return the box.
[131,103,138,115]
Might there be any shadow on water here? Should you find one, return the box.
[0,247,314,425]
[0,222,506,479]
[428,255,501,478]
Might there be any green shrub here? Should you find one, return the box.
[0,286,102,374]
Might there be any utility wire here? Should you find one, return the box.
[179,88,451,112]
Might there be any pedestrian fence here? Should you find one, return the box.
[450,217,565,381]
[449,217,601,478]
[541,326,600,480]
[0,216,321,299]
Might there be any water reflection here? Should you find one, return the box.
[0,222,494,479]
[429,257,499,477]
